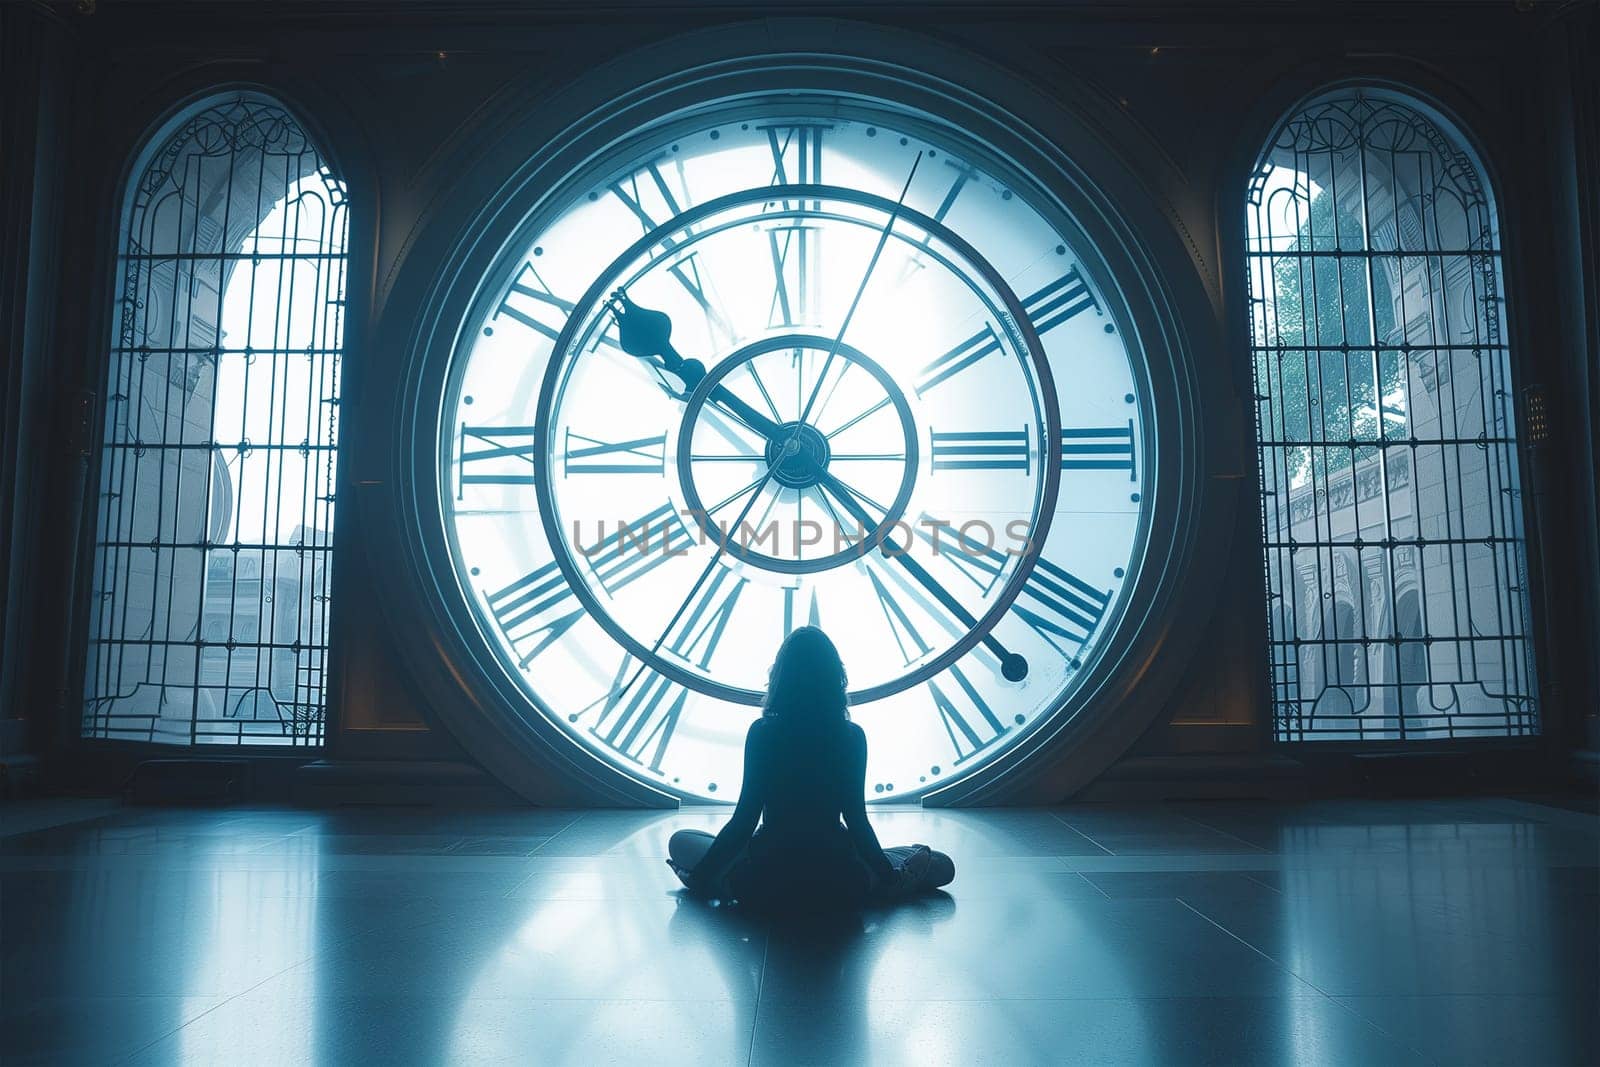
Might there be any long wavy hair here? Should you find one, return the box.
[762,626,849,728]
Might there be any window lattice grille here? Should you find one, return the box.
[1246,89,1538,741]
[82,93,348,746]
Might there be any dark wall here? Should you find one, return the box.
[3,0,1596,800]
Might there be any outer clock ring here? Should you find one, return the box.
[675,333,920,576]
[531,182,1063,706]
[371,34,1233,809]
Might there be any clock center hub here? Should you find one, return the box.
[764,422,832,488]
[676,332,920,576]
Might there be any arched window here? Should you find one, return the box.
[82,92,349,746]
[1247,87,1537,741]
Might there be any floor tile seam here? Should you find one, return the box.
[1322,994,1450,1066]
[1172,896,1330,998]
[744,928,773,1067]
[154,993,764,1003]
[0,803,123,839]
[107,951,320,1066]
[1241,871,1284,894]
[757,991,1383,1001]
[1169,809,1272,853]
[521,812,591,858]
[92,900,435,1059]
[1477,797,1600,833]
[36,992,1465,1004]
[1042,809,1117,855]
[1068,868,1113,899]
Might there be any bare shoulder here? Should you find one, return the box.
[846,720,868,750]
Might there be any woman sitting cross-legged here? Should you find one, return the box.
[667,626,955,909]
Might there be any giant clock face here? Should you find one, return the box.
[442,95,1150,802]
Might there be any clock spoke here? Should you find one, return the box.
[704,473,768,520]
[805,357,855,431]
[743,359,785,423]
[823,396,894,440]
[804,483,852,545]
[697,397,775,451]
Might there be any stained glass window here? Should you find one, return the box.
[1246,88,1538,741]
[82,93,348,746]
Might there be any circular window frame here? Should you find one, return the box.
[367,22,1235,807]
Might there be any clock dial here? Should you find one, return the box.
[444,100,1148,801]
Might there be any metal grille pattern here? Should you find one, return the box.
[1246,89,1538,741]
[83,94,348,746]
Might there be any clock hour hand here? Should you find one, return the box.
[608,290,786,442]
[609,289,705,394]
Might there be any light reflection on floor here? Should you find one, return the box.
[1,798,1594,1065]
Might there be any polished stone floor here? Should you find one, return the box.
[1,796,1595,1066]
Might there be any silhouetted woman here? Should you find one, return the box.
[667,627,955,908]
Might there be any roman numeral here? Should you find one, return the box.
[762,122,828,327]
[930,157,979,224]
[592,658,685,773]
[609,158,690,232]
[1013,557,1112,662]
[1060,422,1136,479]
[931,429,1031,472]
[765,123,825,188]
[914,268,1102,397]
[664,567,747,670]
[458,424,538,492]
[491,261,572,343]
[896,157,979,287]
[929,664,1007,764]
[581,502,695,596]
[915,323,1003,397]
[867,568,934,665]
[664,252,733,341]
[563,430,667,475]
[1026,267,1100,334]
[915,516,1007,596]
[609,161,733,342]
[484,560,581,667]
[783,585,821,636]
[768,225,819,328]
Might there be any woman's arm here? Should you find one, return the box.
[841,724,896,883]
[686,721,766,888]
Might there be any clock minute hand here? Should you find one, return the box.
[608,290,786,442]
[817,470,1024,676]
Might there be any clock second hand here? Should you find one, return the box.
[608,153,925,708]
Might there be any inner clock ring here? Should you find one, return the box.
[676,333,919,575]
[530,183,1064,706]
